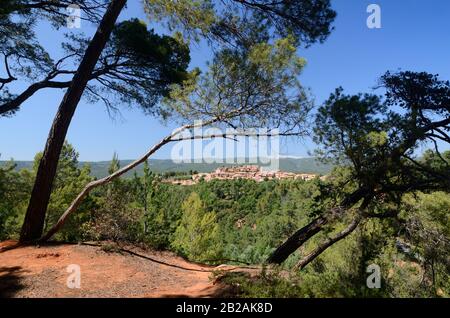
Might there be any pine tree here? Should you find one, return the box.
[172,192,222,263]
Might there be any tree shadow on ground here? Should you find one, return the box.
[158,283,240,298]
[81,241,215,272]
[0,240,22,253]
[0,266,26,298]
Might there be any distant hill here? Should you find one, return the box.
[0,157,333,179]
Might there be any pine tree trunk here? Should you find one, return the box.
[267,187,368,264]
[294,215,361,270]
[266,215,328,264]
[19,0,127,243]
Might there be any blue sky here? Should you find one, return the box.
[1,0,450,161]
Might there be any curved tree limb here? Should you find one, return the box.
[39,118,207,242]
[39,118,300,242]
[0,80,71,115]
[294,197,371,271]
[0,67,112,116]
[294,215,362,270]
[4,0,108,23]
[266,214,328,264]
[0,55,16,89]
[40,134,172,242]
[267,187,369,264]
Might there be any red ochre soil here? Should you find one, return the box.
[0,240,256,298]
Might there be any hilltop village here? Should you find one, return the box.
[169,165,321,185]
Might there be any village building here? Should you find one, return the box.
[188,165,319,184]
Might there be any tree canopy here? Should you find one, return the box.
[0,18,191,116]
[1,0,336,117]
[315,71,450,200]
[144,0,336,47]
[268,71,450,266]
[163,35,311,133]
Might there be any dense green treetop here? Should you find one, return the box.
[144,0,336,47]
[314,71,450,210]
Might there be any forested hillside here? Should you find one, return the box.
[0,157,333,178]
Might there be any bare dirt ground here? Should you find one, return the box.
[0,241,256,298]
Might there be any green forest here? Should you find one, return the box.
[1,142,449,297]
